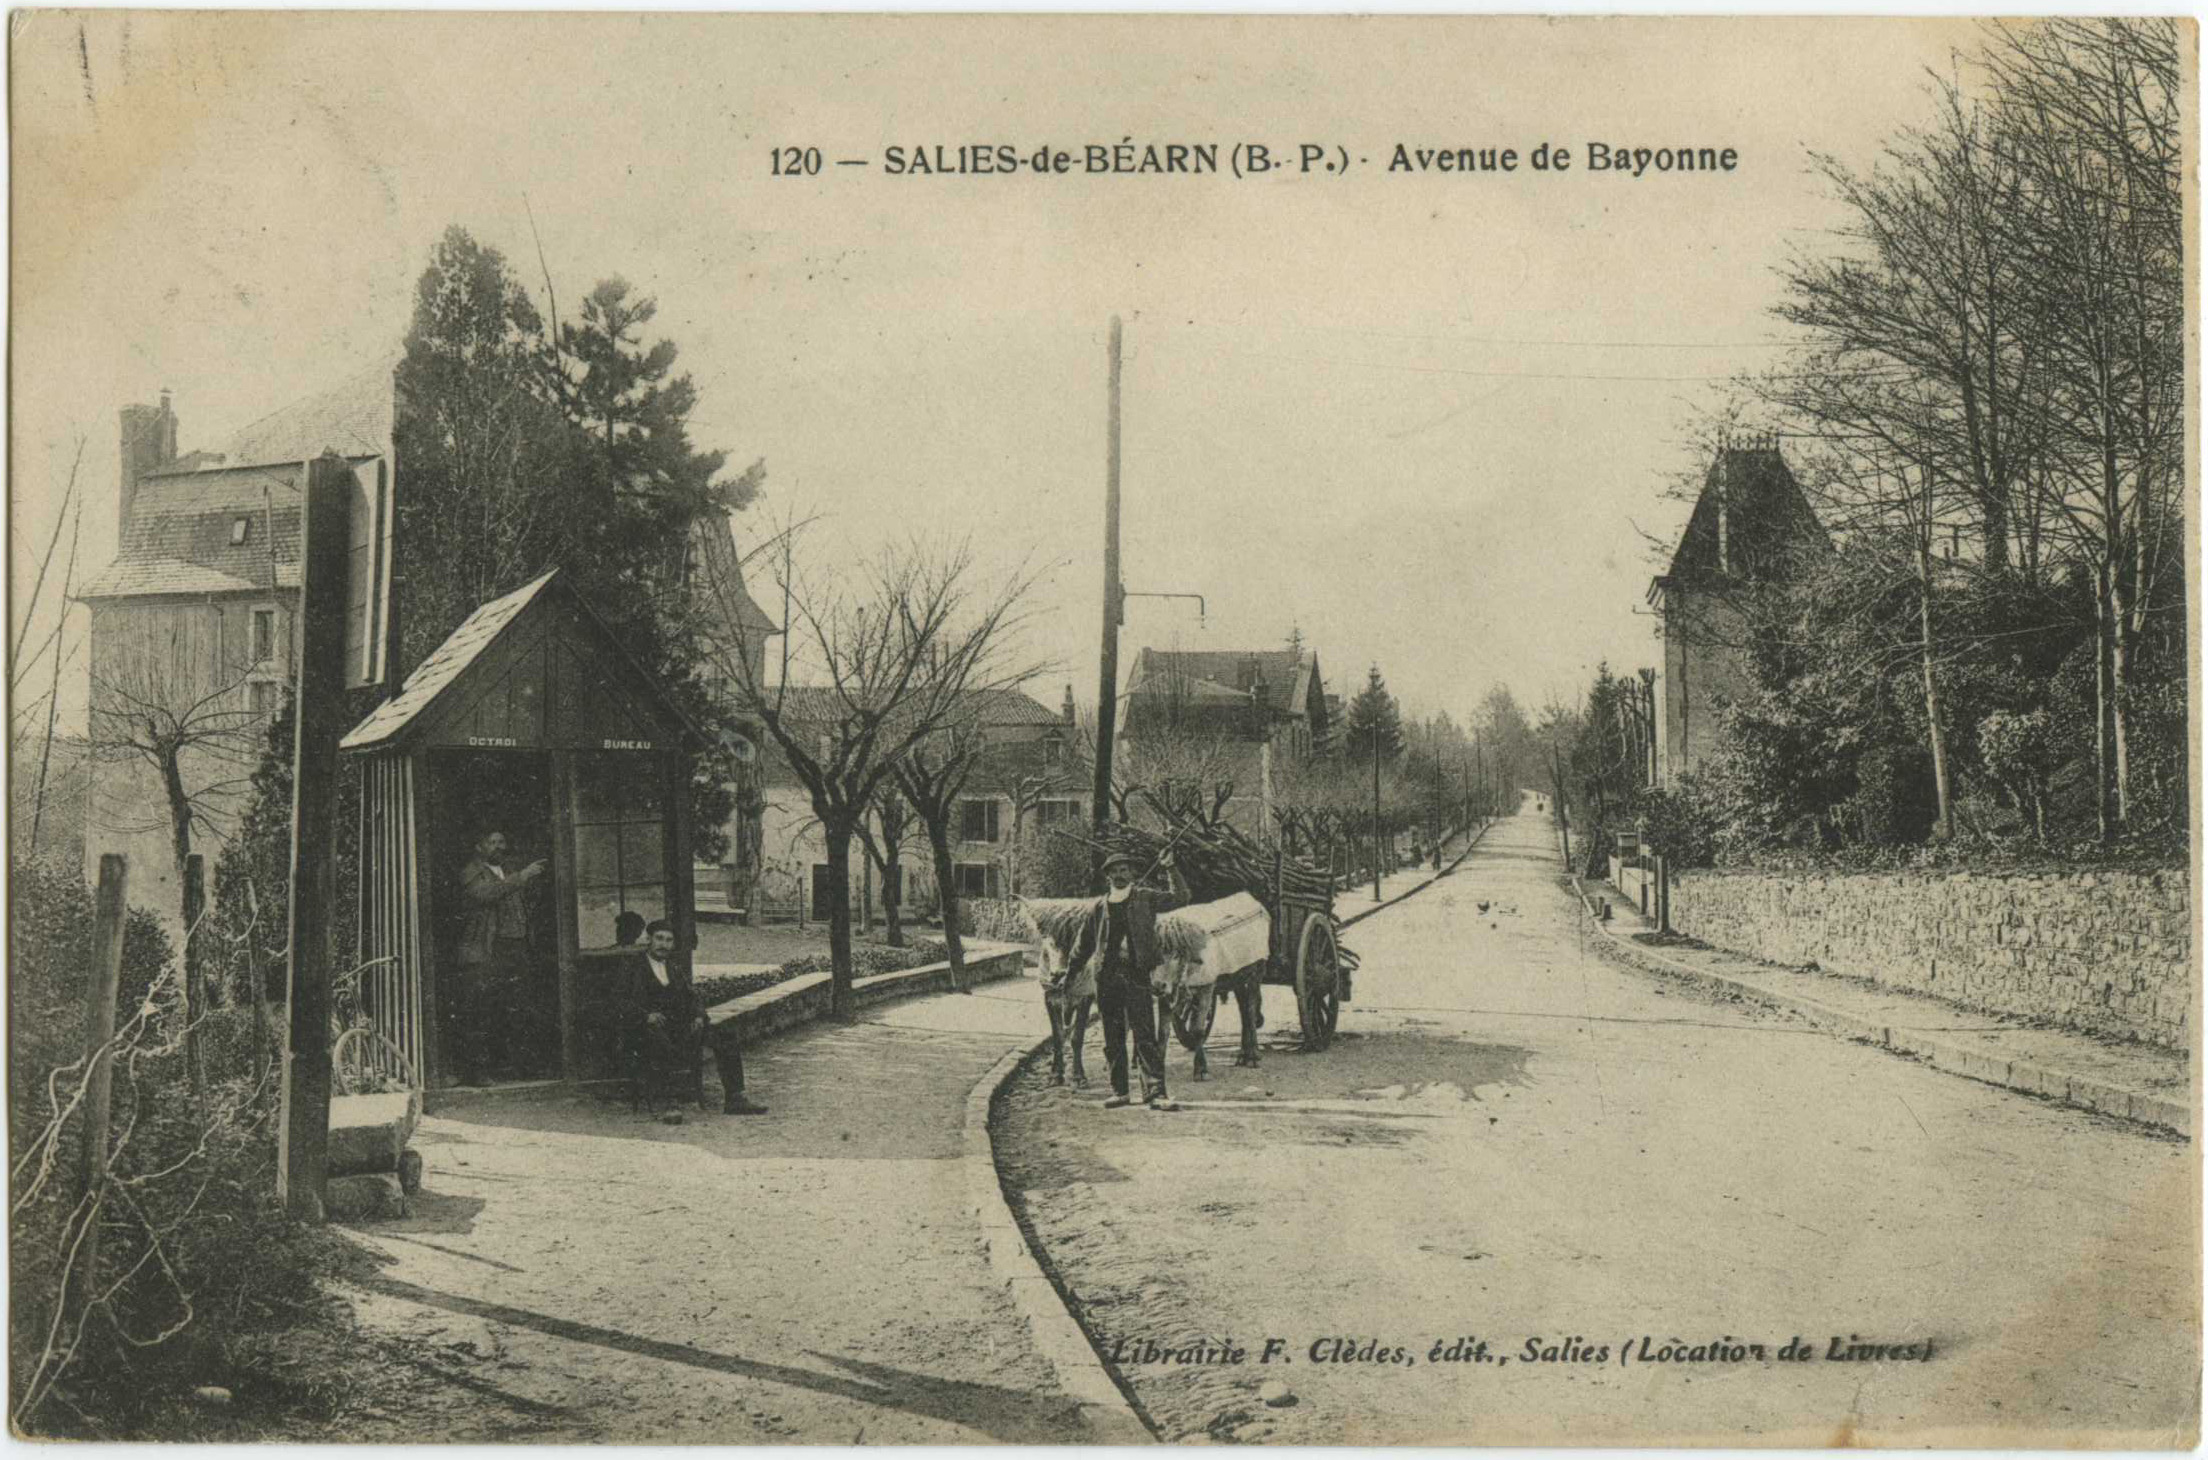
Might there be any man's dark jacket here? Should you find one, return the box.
[618,951,705,1034]
[1069,891,1164,985]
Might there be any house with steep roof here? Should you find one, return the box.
[1645,437,1831,784]
[76,367,395,933]
[1120,645,1330,835]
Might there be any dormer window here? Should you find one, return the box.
[231,516,251,546]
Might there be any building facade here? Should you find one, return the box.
[1646,439,1831,785]
[1120,645,1330,837]
[77,371,391,937]
[747,686,1087,923]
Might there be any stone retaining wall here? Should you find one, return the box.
[1672,867,2193,1051]
[707,942,1027,1041]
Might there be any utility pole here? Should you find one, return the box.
[1090,316,1124,846]
[1370,719,1382,902]
[277,455,352,1222]
[1548,742,1572,871]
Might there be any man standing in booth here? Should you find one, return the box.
[454,828,544,1086]
[628,919,768,1116]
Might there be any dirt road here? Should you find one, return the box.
[994,811,2198,1445]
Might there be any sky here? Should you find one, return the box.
[10,13,1991,738]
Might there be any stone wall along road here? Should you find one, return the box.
[1672,866,2191,1050]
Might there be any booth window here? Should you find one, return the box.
[570,752,667,947]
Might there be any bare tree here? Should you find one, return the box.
[12,438,87,865]
[698,532,1046,1018]
[85,611,268,1091]
[1004,763,1082,897]
[852,780,921,948]
[1982,18,2184,836]
[1777,81,2050,575]
[892,712,988,990]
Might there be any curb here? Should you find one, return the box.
[963,832,1497,1443]
[1569,878,2190,1139]
[1339,820,1493,931]
[963,1043,1156,1444]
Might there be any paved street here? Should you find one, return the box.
[995,808,2198,1446]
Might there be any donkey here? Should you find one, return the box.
[1038,934,1097,1088]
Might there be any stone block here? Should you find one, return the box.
[328,1091,417,1177]
[326,1172,408,1222]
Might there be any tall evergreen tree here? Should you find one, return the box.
[1342,665,1404,764]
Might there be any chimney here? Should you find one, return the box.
[1061,684,1075,726]
[118,389,179,533]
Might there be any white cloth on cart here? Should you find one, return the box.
[1153,893,1270,994]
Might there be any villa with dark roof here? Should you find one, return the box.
[1645,438,1831,784]
[1120,644,1331,835]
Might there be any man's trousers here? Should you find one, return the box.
[1096,967,1167,1101]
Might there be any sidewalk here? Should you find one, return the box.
[1577,876,2190,1138]
[341,969,1146,1444]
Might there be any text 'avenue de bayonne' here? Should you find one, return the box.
[780,140,1744,179]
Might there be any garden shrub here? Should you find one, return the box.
[8,860,358,1438]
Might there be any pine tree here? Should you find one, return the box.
[391,232,769,857]
[1342,665,1404,764]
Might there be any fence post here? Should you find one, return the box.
[1657,854,1673,935]
[69,855,129,1319]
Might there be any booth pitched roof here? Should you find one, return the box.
[340,573,557,749]
[340,570,706,753]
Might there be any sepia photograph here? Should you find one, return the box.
[6,12,2199,1447]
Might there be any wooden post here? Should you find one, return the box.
[68,855,129,1317]
[277,456,353,1221]
[1090,316,1124,856]
[551,750,584,1081]
[1656,854,1673,935]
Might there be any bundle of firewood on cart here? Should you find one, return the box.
[1021,798,1361,1065]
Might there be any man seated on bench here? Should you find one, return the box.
[626,919,767,1115]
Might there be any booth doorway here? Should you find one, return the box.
[430,749,562,1083]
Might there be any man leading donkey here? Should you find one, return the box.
[1066,851,1181,1112]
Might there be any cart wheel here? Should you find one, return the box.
[1294,915,1340,1052]
[1171,987,1217,1051]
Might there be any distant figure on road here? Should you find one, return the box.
[1069,852,1176,1112]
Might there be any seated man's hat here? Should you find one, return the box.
[1101,851,1143,875]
